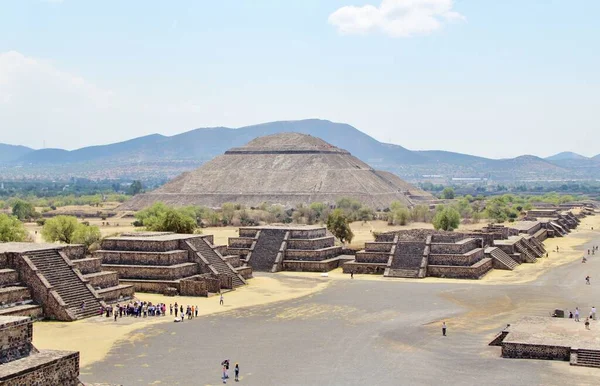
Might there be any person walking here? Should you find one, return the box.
[234,363,240,382]
[195,305,199,317]
[350,272,354,279]
[586,275,591,285]
[222,365,228,384]
[442,321,447,336]
[592,306,597,320]
[585,318,591,330]
[170,304,173,316]
[220,294,224,306]
[575,307,580,322]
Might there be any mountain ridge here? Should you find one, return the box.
[0,119,597,181]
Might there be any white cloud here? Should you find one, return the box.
[328,0,465,38]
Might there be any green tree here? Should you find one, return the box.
[154,209,197,234]
[410,205,430,223]
[221,203,236,225]
[0,214,29,242]
[129,180,143,195]
[441,187,455,199]
[42,215,79,243]
[326,209,354,244]
[12,200,36,220]
[72,224,102,248]
[432,206,461,231]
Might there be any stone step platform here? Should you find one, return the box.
[281,256,352,272]
[189,238,246,287]
[385,268,419,278]
[0,269,19,287]
[101,262,199,281]
[84,271,120,289]
[96,284,135,304]
[95,249,190,266]
[427,258,493,279]
[0,286,31,305]
[0,349,80,385]
[572,349,600,368]
[70,257,102,275]
[0,304,43,319]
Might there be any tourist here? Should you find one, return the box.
[585,275,591,285]
[350,272,354,279]
[442,321,447,336]
[575,307,580,322]
[114,306,118,321]
[569,311,573,319]
[585,318,590,330]
[181,313,184,322]
[582,256,587,263]
[592,306,597,320]
[81,301,86,312]
[222,365,228,384]
[174,304,178,317]
[235,363,240,382]
[195,305,199,317]
[180,305,184,315]
[220,294,224,306]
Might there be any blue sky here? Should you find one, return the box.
[0,0,598,158]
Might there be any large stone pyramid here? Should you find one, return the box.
[122,133,432,210]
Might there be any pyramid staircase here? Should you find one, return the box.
[386,241,426,278]
[486,247,519,270]
[247,229,287,272]
[25,250,103,319]
[189,238,245,288]
[572,349,600,368]
[515,242,537,263]
[521,238,544,258]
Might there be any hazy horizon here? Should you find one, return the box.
[1,1,598,158]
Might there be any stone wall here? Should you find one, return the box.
[101,239,180,252]
[501,342,570,361]
[120,279,177,293]
[363,242,395,252]
[0,269,19,287]
[95,250,189,266]
[228,237,255,248]
[60,245,86,261]
[282,257,343,272]
[427,258,492,279]
[235,266,253,279]
[179,278,208,297]
[70,258,101,275]
[354,251,389,264]
[289,228,327,239]
[429,238,480,254]
[0,317,33,364]
[428,249,484,267]
[238,228,259,238]
[286,237,334,250]
[342,261,386,274]
[0,287,30,305]
[85,272,119,289]
[284,247,342,261]
[103,263,198,280]
[0,350,81,386]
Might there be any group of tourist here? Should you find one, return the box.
[568,306,596,329]
[221,359,240,383]
[99,301,195,321]
[171,302,200,322]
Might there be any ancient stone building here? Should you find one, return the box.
[227,226,348,272]
[95,232,250,296]
[0,316,82,385]
[343,221,558,280]
[0,243,129,321]
[524,209,583,237]
[122,132,433,210]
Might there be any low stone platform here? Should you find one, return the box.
[495,316,600,368]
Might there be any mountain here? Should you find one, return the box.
[545,152,589,161]
[0,144,34,163]
[0,119,592,181]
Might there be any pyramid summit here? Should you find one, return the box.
[122,132,433,210]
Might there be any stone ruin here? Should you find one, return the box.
[227,226,349,272]
[0,315,117,385]
[343,220,557,279]
[524,209,583,237]
[121,132,434,211]
[94,232,251,296]
[0,243,132,321]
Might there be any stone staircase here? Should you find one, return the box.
[515,243,537,263]
[486,247,519,270]
[191,239,245,288]
[387,241,425,278]
[248,229,287,272]
[25,250,102,319]
[572,349,600,368]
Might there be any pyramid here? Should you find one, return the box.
[122,133,432,210]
